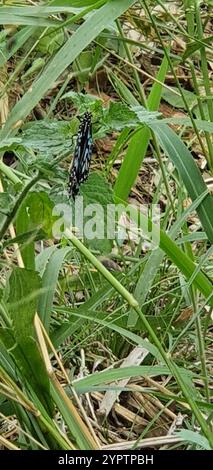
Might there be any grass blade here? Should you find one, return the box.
[150,121,213,243]
[0,0,136,139]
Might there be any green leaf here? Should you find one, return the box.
[5,267,52,414]
[61,91,102,109]
[72,50,95,84]
[182,36,213,61]
[36,247,72,332]
[50,383,96,450]
[20,120,74,158]
[161,86,197,109]
[162,117,213,133]
[149,122,213,244]
[62,0,101,5]
[193,101,211,120]
[79,172,114,253]
[107,69,140,105]
[22,58,45,80]
[16,192,55,268]
[0,138,22,152]
[104,102,160,130]
[0,8,60,27]
[114,126,151,201]
[175,430,211,450]
[73,364,193,394]
[0,27,35,68]
[0,341,17,380]
[105,102,139,129]
[0,193,13,215]
[2,229,45,251]
[23,192,54,237]
[36,245,58,277]
[36,27,65,55]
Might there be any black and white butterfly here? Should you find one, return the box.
[68,111,93,199]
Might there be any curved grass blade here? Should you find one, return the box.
[36,247,72,332]
[114,54,168,200]
[0,0,136,139]
[150,121,213,243]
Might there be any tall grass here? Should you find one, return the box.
[0,0,212,450]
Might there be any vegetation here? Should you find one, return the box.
[0,0,212,450]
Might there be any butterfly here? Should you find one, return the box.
[68,111,93,199]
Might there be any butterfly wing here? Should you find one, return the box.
[68,112,93,199]
[77,113,93,184]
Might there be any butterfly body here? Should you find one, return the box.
[68,111,93,199]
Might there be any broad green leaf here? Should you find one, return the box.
[104,102,160,130]
[16,191,55,269]
[36,27,65,55]
[20,192,54,238]
[5,267,52,414]
[161,87,197,109]
[61,91,102,107]
[79,172,114,253]
[20,120,73,157]
[36,245,58,277]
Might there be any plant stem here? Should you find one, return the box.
[65,229,139,308]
